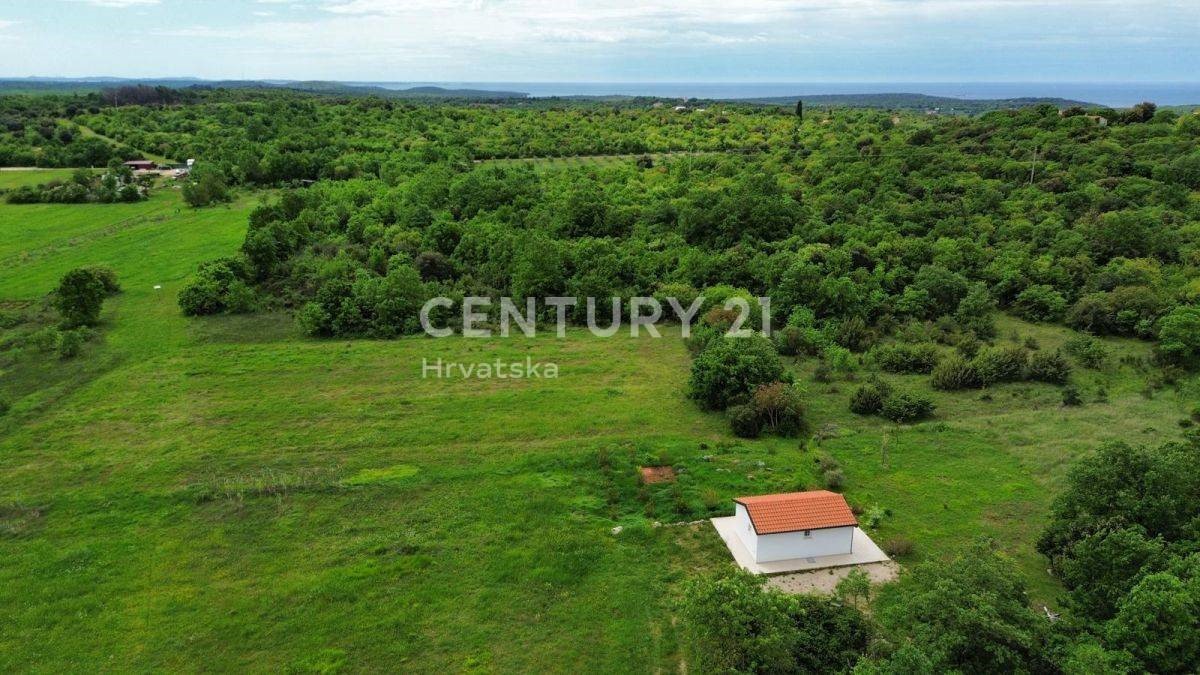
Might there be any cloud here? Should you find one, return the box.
[137,0,1200,80]
[66,0,160,7]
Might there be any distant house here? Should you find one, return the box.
[673,105,688,112]
[1085,115,1109,127]
[123,160,156,171]
[732,490,858,563]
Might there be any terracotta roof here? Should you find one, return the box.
[734,490,857,534]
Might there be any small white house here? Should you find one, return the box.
[732,490,857,563]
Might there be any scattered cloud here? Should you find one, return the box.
[66,0,160,7]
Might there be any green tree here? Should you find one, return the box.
[1156,305,1200,367]
[55,268,108,328]
[688,335,785,410]
[870,540,1052,673]
[1105,571,1200,673]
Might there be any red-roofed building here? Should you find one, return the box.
[732,490,858,563]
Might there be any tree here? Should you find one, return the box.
[834,569,871,609]
[1156,306,1200,368]
[795,100,803,121]
[1058,526,1164,620]
[678,570,870,675]
[870,540,1052,673]
[677,570,801,674]
[1013,284,1067,322]
[1105,571,1200,673]
[55,268,108,327]
[182,164,230,207]
[750,381,808,436]
[689,335,785,410]
[1038,441,1200,575]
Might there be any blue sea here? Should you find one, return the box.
[369,82,1200,108]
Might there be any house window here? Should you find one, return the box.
[803,530,812,538]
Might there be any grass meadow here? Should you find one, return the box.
[0,182,1195,671]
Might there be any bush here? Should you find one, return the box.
[883,536,915,557]
[55,268,108,328]
[881,391,936,423]
[772,325,808,356]
[178,258,254,316]
[84,266,121,295]
[849,379,892,415]
[750,382,808,437]
[931,355,984,390]
[679,570,870,675]
[871,342,940,374]
[1027,350,1072,384]
[0,398,10,416]
[688,335,785,410]
[1156,306,1200,368]
[823,468,846,491]
[182,165,231,207]
[972,346,1029,385]
[56,328,87,359]
[728,404,761,438]
[1064,334,1108,369]
[1013,284,1067,321]
[1062,385,1083,406]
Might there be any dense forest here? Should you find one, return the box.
[4,86,1200,671]
[167,94,1199,671]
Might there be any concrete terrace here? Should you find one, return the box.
[710,518,892,575]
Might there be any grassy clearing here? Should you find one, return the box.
[0,168,77,191]
[0,191,1195,669]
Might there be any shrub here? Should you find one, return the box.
[824,345,858,374]
[931,355,984,390]
[679,571,869,675]
[1013,284,1067,321]
[0,398,10,416]
[182,165,231,207]
[55,268,108,328]
[812,360,833,383]
[883,536,915,557]
[688,335,785,410]
[772,325,806,356]
[750,382,808,437]
[871,342,940,374]
[972,346,1029,385]
[84,266,121,295]
[727,404,761,438]
[823,468,846,491]
[56,328,87,359]
[849,379,892,415]
[1027,350,1072,384]
[881,391,936,423]
[1064,334,1108,369]
[178,258,253,317]
[1156,306,1200,368]
[1062,385,1083,406]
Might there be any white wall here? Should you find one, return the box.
[754,525,854,563]
[733,503,758,559]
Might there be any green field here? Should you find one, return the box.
[0,168,78,191]
[1,191,1196,670]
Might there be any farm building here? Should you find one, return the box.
[123,160,156,171]
[733,490,857,562]
[711,490,891,574]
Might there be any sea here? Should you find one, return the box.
[368,82,1200,108]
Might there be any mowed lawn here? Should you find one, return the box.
[0,168,77,191]
[1,190,1196,671]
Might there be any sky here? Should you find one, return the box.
[0,0,1198,83]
